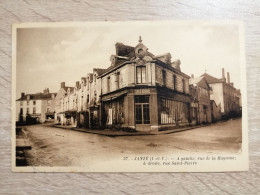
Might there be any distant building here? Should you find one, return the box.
[54,82,74,125]
[210,100,222,122]
[16,88,56,124]
[202,68,241,119]
[189,76,212,124]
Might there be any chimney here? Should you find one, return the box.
[76,81,80,89]
[191,74,194,78]
[227,72,230,84]
[21,92,25,98]
[60,82,65,89]
[43,88,49,93]
[171,59,181,71]
[222,68,225,79]
[230,83,234,87]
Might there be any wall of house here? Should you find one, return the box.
[16,99,42,122]
[211,102,221,122]
[101,65,129,94]
[54,88,66,122]
[223,83,240,116]
[155,65,189,94]
[209,83,224,113]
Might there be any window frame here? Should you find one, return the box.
[136,65,146,84]
[135,95,150,124]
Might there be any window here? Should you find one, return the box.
[136,66,146,84]
[116,72,120,89]
[94,74,96,84]
[47,100,50,105]
[162,70,166,86]
[20,101,23,106]
[33,107,36,114]
[107,76,111,92]
[182,79,185,93]
[87,95,89,103]
[173,75,177,90]
[47,108,50,113]
[33,100,36,105]
[135,95,150,124]
[26,108,29,114]
[27,101,29,106]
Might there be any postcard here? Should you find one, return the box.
[12,21,248,172]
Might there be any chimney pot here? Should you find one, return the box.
[227,72,230,84]
[60,82,65,89]
[76,81,80,88]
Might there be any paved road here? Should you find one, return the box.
[22,118,242,166]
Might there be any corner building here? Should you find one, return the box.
[100,38,191,132]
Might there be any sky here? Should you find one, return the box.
[16,21,242,98]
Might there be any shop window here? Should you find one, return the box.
[136,66,146,84]
[135,95,150,124]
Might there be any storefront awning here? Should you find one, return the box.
[101,93,126,102]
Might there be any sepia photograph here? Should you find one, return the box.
[12,21,248,172]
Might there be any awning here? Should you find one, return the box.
[101,93,126,102]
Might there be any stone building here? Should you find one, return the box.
[189,76,212,124]
[202,68,241,119]
[54,82,74,125]
[99,37,191,131]
[16,88,56,124]
[210,100,222,122]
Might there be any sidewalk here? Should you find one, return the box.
[53,124,204,137]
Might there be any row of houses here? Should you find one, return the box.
[16,37,241,132]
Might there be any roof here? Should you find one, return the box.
[189,77,204,85]
[94,68,107,76]
[201,73,222,84]
[17,93,56,101]
[64,86,74,92]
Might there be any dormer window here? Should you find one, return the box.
[136,65,146,84]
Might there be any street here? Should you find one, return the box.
[21,118,242,167]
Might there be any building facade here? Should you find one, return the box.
[202,68,241,119]
[16,88,56,124]
[53,38,241,132]
[99,38,191,131]
[189,76,212,125]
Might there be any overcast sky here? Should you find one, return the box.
[16,21,242,98]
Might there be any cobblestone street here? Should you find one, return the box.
[22,118,242,167]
